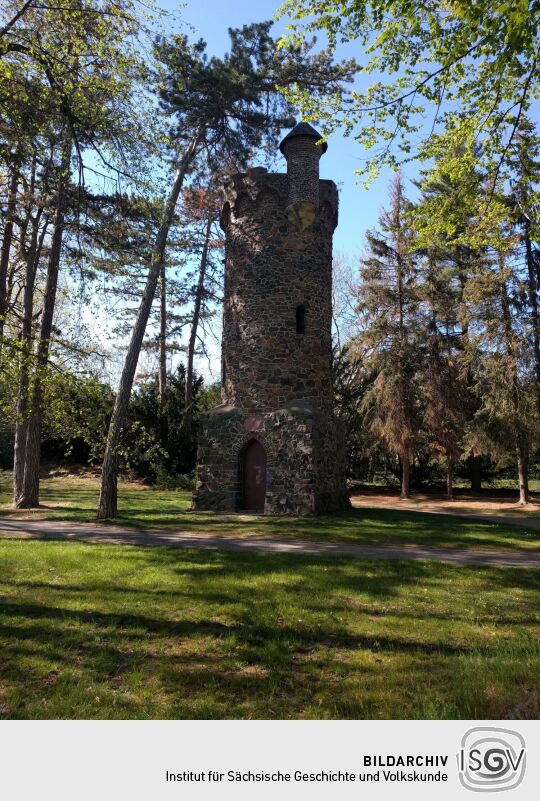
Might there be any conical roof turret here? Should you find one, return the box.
[279,122,328,154]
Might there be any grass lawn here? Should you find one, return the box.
[1,473,539,552]
[0,537,538,719]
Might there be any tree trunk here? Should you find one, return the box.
[400,453,410,499]
[536,246,540,300]
[158,258,167,408]
[97,130,204,520]
[393,178,414,502]
[446,457,454,500]
[13,346,31,504]
[13,210,48,504]
[184,213,212,433]
[13,267,36,503]
[0,159,19,340]
[524,221,540,418]
[469,455,482,493]
[499,252,530,505]
[17,136,72,508]
[516,441,529,505]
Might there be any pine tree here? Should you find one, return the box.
[358,175,421,498]
[464,207,536,505]
[412,150,489,492]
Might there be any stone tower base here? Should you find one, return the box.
[192,402,349,515]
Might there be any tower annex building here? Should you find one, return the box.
[193,122,349,515]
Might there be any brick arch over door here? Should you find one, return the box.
[239,438,267,512]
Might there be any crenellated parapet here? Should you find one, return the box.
[220,167,338,233]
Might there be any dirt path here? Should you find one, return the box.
[0,517,538,569]
[351,496,540,531]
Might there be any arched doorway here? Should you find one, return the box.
[240,439,267,512]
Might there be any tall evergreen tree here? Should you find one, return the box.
[358,175,421,498]
[416,249,466,499]
[464,207,536,505]
[412,149,489,492]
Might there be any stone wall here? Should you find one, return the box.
[220,169,337,416]
[281,135,323,210]
[194,402,348,515]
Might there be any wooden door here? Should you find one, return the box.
[242,440,266,512]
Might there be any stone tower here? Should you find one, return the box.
[193,122,349,515]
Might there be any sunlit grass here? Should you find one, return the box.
[0,538,538,719]
[0,473,538,552]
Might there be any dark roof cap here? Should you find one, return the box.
[279,122,328,154]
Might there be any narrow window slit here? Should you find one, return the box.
[296,304,306,335]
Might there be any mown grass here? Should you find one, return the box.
[0,538,538,720]
[0,473,539,552]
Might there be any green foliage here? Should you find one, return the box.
[154,20,357,171]
[122,365,203,481]
[346,124,540,494]
[333,344,371,474]
[41,371,115,463]
[277,0,540,185]
[0,353,215,484]
[0,0,159,178]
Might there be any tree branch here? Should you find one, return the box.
[0,0,35,37]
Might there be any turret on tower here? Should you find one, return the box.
[280,122,327,229]
[192,123,348,515]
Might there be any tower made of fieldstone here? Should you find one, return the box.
[193,123,349,514]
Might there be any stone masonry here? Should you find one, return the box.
[192,122,349,515]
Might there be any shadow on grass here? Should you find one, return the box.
[0,545,538,719]
[1,473,539,552]
[4,505,539,552]
[3,577,538,626]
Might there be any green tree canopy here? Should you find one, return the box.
[277,0,540,185]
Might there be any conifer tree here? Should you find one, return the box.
[417,251,466,499]
[464,208,536,505]
[412,151,488,492]
[358,175,420,498]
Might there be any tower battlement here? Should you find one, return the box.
[193,123,349,515]
[220,169,338,232]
